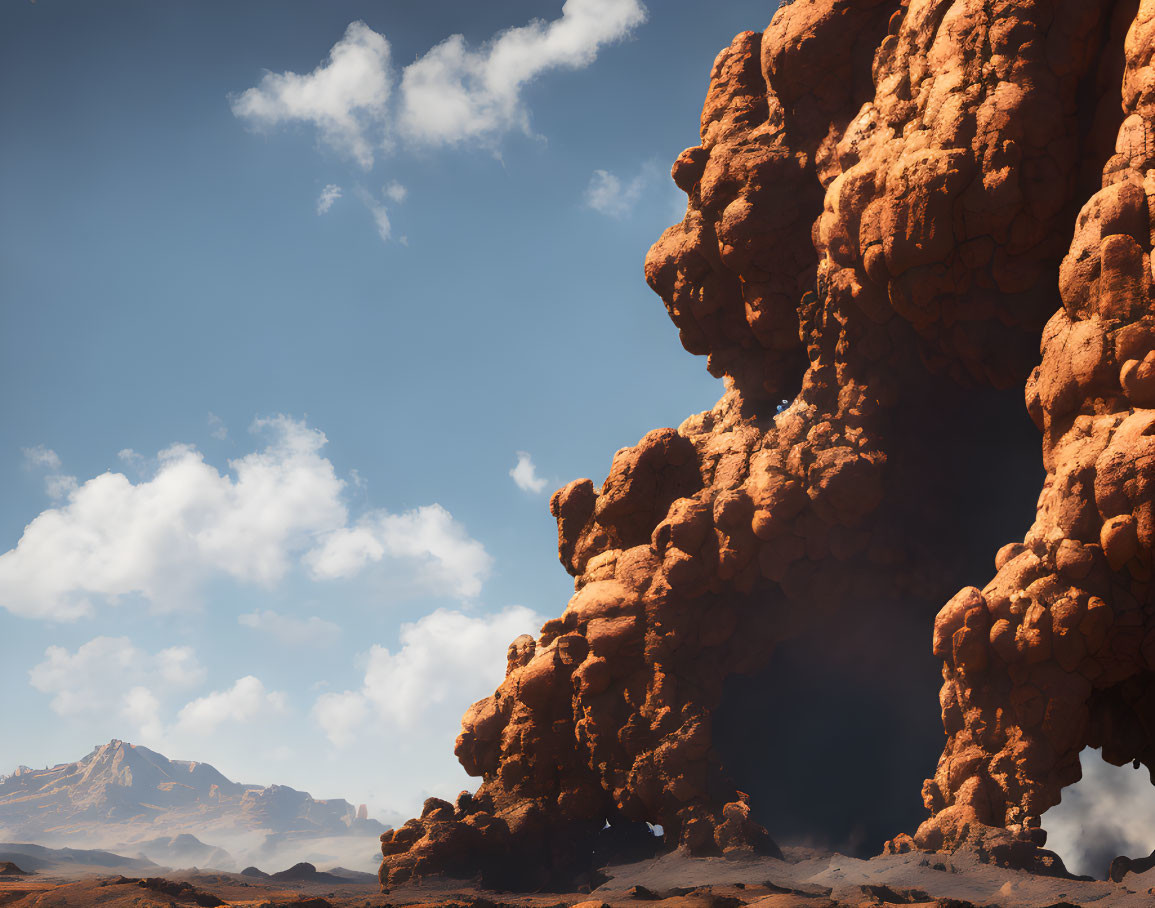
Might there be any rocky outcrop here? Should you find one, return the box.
[889,0,1155,867]
[380,0,1155,888]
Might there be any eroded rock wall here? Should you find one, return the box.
[379,0,1155,888]
[893,0,1155,868]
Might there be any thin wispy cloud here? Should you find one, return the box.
[207,412,229,440]
[0,416,491,620]
[43,474,78,501]
[383,181,407,203]
[30,636,206,718]
[510,451,547,493]
[585,162,655,218]
[117,448,145,470]
[22,444,77,500]
[367,198,391,241]
[22,445,61,470]
[316,183,343,214]
[238,609,342,646]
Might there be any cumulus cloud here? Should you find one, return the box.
[28,637,287,753]
[509,451,546,493]
[176,676,288,735]
[231,21,392,168]
[22,445,61,470]
[29,636,206,718]
[1043,747,1155,877]
[314,605,544,746]
[585,164,652,218]
[238,609,341,646]
[0,417,345,620]
[316,184,343,214]
[398,0,647,146]
[305,504,492,598]
[0,416,491,620]
[233,1,646,164]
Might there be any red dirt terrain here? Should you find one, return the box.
[4,850,1155,908]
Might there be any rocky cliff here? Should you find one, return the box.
[379,0,1155,889]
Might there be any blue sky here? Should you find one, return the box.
[0,0,781,821]
[4,1,1155,879]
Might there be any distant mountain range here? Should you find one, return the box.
[0,740,386,866]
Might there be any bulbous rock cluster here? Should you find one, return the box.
[889,0,1155,866]
[379,0,1155,887]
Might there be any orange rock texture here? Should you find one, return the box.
[379,0,1155,887]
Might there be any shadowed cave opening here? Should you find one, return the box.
[713,373,1047,857]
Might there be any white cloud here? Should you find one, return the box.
[383,181,407,203]
[316,183,343,214]
[368,199,391,242]
[509,451,546,493]
[397,0,647,146]
[122,686,165,741]
[156,646,207,687]
[43,473,78,501]
[29,636,206,718]
[1044,748,1155,877]
[0,416,491,620]
[22,445,61,470]
[305,504,492,598]
[314,605,544,746]
[176,676,288,736]
[21,446,75,499]
[238,609,341,646]
[28,637,286,753]
[230,21,392,168]
[312,690,370,749]
[117,448,144,468]
[0,416,346,620]
[232,1,646,163]
[354,185,393,242]
[585,165,650,218]
[207,412,228,440]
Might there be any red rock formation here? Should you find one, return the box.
[379,0,1155,887]
[889,0,1155,869]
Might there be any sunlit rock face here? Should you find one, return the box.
[380,0,1155,888]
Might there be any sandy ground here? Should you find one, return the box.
[3,848,1155,908]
